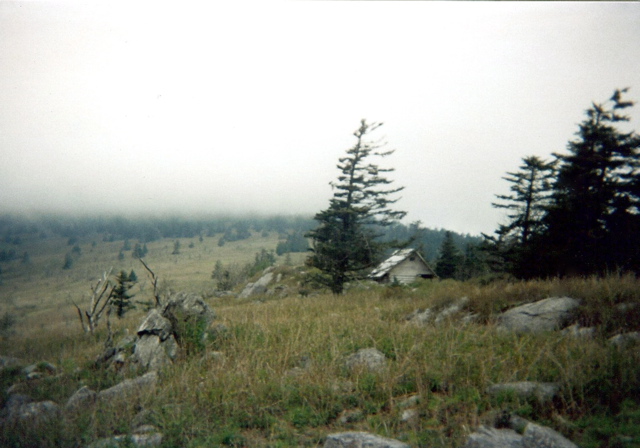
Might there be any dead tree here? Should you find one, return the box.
[71,268,115,335]
[138,257,161,307]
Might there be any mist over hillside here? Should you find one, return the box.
[0,212,480,263]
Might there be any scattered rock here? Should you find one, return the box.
[324,431,410,448]
[239,269,275,298]
[345,348,387,373]
[434,297,470,323]
[88,432,163,448]
[608,332,640,347]
[133,334,177,370]
[162,292,216,333]
[65,385,97,411]
[561,324,595,339]
[522,422,578,448]
[137,309,173,341]
[399,408,419,423]
[463,413,578,448]
[0,355,23,371]
[463,426,524,448]
[406,308,432,326]
[0,394,60,425]
[97,371,158,403]
[486,382,560,403]
[496,297,579,333]
[407,297,475,326]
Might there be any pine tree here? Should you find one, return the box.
[542,89,640,275]
[487,156,556,277]
[435,231,462,279]
[111,270,135,318]
[306,120,406,294]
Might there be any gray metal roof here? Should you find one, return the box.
[369,248,418,279]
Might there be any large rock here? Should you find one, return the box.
[137,309,173,341]
[162,292,216,342]
[65,386,97,411]
[97,371,158,403]
[324,432,409,448]
[463,426,525,448]
[463,414,578,448]
[133,334,178,370]
[0,394,60,425]
[522,422,578,448]
[486,382,560,403]
[239,269,275,299]
[496,297,579,333]
[345,348,387,373]
[88,432,163,447]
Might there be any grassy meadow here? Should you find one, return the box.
[1,233,640,447]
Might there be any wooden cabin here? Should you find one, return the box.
[369,248,437,285]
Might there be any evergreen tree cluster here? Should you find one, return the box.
[275,231,309,255]
[487,89,640,278]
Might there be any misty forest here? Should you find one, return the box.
[1,90,640,447]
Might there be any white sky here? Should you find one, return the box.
[1,1,639,235]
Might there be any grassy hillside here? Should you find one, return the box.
[1,234,640,447]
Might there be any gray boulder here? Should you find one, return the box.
[463,414,578,448]
[324,431,409,448]
[0,394,60,424]
[0,355,23,371]
[97,371,158,403]
[88,432,163,447]
[523,422,578,448]
[463,426,525,448]
[65,385,97,411]
[239,269,275,298]
[486,382,560,403]
[497,297,579,333]
[345,348,387,373]
[137,309,173,341]
[608,331,640,347]
[133,334,177,370]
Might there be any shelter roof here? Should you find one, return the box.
[369,248,422,279]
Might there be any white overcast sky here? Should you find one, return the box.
[1,1,639,235]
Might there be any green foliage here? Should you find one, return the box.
[307,120,406,294]
[435,231,463,279]
[62,252,74,269]
[111,270,136,318]
[489,89,640,278]
[276,231,309,255]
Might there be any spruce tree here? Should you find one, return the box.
[111,270,135,318]
[306,120,406,294]
[542,89,640,275]
[435,231,462,279]
[487,155,556,277]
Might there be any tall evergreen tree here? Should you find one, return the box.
[487,156,556,277]
[435,231,462,279]
[306,120,406,294]
[111,270,135,318]
[542,88,640,276]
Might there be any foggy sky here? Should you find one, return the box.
[1,1,640,235]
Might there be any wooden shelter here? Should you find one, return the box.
[369,248,437,285]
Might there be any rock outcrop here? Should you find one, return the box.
[239,268,275,298]
[463,413,578,448]
[496,297,579,334]
[324,431,410,448]
[345,348,387,373]
[486,382,560,404]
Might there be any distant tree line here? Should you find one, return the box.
[484,89,640,278]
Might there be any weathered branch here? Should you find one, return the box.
[138,258,161,307]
